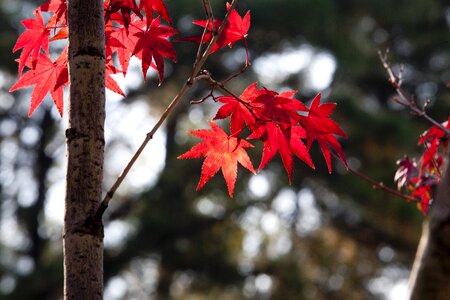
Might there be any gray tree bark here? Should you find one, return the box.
[64,0,106,298]
[409,153,450,299]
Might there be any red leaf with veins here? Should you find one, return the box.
[178,121,255,197]
[105,0,141,29]
[259,122,292,179]
[106,18,142,75]
[300,94,347,173]
[9,49,68,117]
[132,17,177,82]
[238,84,313,180]
[213,95,256,135]
[214,83,316,181]
[177,4,250,56]
[13,10,50,76]
[39,0,67,27]
[106,59,125,96]
[139,0,172,26]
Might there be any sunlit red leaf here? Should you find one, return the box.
[13,10,50,76]
[213,94,256,135]
[300,94,347,173]
[139,0,172,26]
[106,18,142,75]
[9,49,68,117]
[177,4,250,56]
[178,121,255,197]
[132,17,177,82]
[39,0,67,27]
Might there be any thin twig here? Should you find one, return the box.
[348,165,427,204]
[222,62,250,84]
[202,0,215,31]
[191,0,215,72]
[378,50,450,136]
[192,70,260,121]
[330,153,426,205]
[96,0,240,219]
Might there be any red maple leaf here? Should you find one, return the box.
[132,17,177,82]
[177,4,250,56]
[178,121,255,197]
[9,49,68,117]
[13,10,50,76]
[213,84,258,135]
[410,176,437,215]
[139,0,172,26]
[106,18,142,75]
[106,58,125,96]
[246,86,313,180]
[300,94,347,173]
[214,83,315,181]
[418,117,450,173]
[256,122,314,182]
[105,0,142,30]
[39,0,67,27]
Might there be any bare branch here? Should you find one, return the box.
[222,62,250,84]
[348,165,427,205]
[378,50,450,136]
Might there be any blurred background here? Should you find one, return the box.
[1,0,449,299]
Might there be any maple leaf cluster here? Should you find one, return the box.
[395,117,450,214]
[10,1,347,198]
[179,84,348,197]
[9,0,252,117]
[10,0,179,117]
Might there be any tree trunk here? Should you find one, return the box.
[409,153,450,299]
[64,0,106,299]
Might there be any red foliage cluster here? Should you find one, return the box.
[10,0,177,116]
[395,117,450,214]
[179,85,347,196]
[10,1,347,197]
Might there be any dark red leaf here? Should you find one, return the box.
[132,17,177,82]
[139,0,172,26]
[394,155,418,190]
[105,0,142,30]
[300,94,347,172]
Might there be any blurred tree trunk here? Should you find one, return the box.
[409,154,450,299]
[64,0,106,298]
